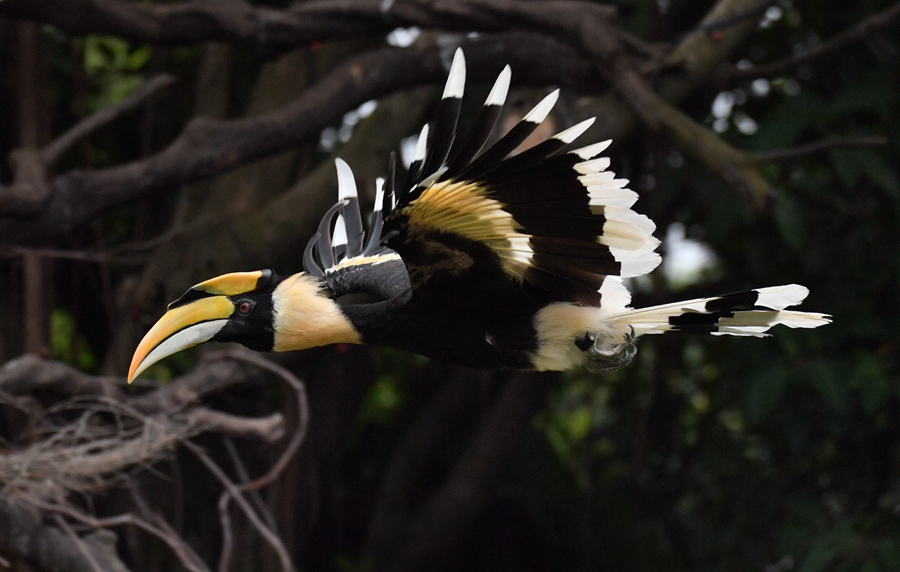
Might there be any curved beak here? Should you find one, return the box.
[128,296,235,383]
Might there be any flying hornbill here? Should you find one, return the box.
[128,50,830,382]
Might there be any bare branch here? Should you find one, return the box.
[723,2,900,80]
[1,34,601,243]
[752,136,890,163]
[607,59,772,208]
[691,1,775,36]
[0,0,616,48]
[185,407,285,442]
[53,514,107,572]
[218,350,309,492]
[0,349,306,572]
[217,491,234,572]
[0,498,132,572]
[128,487,211,572]
[34,500,210,572]
[0,354,124,400]
[184,441,296,572]
[41,74,176,166]
[0,244,147,265]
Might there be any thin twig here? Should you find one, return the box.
[32,500,210,572]
[692,0,777,35]
[723,2,900,80]
[0,244,146,265]
[40,74,175,166]
[105,223,185,254]
[129,486,210,572]
[223,438,278,531]
[52,514,106,572]
[217,492,234,572]
[752,136,889,163]
[184,441,296,572]
[214,351,309,492]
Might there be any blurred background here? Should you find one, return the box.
[0,0,898,571]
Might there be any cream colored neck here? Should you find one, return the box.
[271,273,362,352]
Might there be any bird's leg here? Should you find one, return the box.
[583,325,637,374]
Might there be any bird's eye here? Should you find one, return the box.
[238,300,252,314]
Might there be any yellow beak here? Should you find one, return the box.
[128,296,235,383]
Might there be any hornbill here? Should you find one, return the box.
[128,50,830,382]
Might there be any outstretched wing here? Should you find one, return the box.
[378,49,660,308]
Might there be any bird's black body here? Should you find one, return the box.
[326,244,547,369]
[345,297,540,369]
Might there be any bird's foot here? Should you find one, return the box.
[583,326,637,374]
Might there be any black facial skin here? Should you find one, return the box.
[211,291,278,351]
[205,270,284,352]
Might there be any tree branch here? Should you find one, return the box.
[41,73,176,167]
[557,0,776,208]
[752,136,890,163]
[1,34,602,243]
[722,1,900,80]
[184,441,296,572]
[0,0,616,49]
[0,498,132,572]
[34,500,210,572]
[608,58,772,208]
[0,354,124,400]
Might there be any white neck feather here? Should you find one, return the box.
[271,273,361,352]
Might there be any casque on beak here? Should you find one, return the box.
[128,271,270,383]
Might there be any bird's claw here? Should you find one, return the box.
[584,326,637,374]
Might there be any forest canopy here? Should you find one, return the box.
[0,1,898,571]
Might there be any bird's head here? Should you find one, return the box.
[128,270,360,382]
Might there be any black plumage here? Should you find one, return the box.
[128,48,829,383]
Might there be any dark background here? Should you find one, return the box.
[0,1,898,571]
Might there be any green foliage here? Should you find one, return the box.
[50,309,96,371]
[81,35,151,111]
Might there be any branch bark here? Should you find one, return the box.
[721,1,900,81]
[752,136,890,163]
[1,34,601,243]
[0,0,616,49]
[40,73,176,167]
[0,499,131,572]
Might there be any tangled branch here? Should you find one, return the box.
[0,349,308,572]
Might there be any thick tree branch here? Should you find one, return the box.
[722,1,900,80]
[542,0,775,208]
[1,34,602,243]
[0,354,124,400]
[1,0,783,240]
[608,59,771,207]
[0,0,616,49]
[0,499,131,572]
